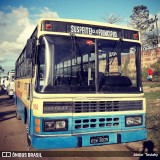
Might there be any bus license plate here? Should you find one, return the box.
[90,135,109,144]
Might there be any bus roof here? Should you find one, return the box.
[16,18,140,64]
[8,70,15,74]
[38,18,139,32]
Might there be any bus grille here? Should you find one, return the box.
[73,100,143,113]
[73,117,121,130]
[43,100,143,113]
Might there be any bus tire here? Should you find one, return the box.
[27,133,31,147]
[10,95,13,99]
[26,119,31,147]
[16,110,21,120]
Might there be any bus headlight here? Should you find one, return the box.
[125,115,142,127]
[55,121,66,129]
[44,119,68,132]
[44,121,55,131]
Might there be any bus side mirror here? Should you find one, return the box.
[26,39,36,59]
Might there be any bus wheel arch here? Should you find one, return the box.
[26,124,31,147]
[25,107,32,147]
[16,109,21,120]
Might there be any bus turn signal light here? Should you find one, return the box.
[133,33,139,39]
[35,126,40,133]
[35,118,40,125]
[45,23,52,30]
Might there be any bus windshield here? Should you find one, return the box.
[36,35,141,93]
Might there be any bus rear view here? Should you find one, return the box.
[15,18,147,149]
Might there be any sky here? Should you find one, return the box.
[0,0,160,76]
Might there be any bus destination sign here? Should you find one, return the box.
[70,25,118,38]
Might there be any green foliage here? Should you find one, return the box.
[151,59,160,76]
[145,93,160,152]
[142,59,160,81]
[129,5,156,47]
[146,114,160,152]
[145,33,158,47]
[0,65,5,76]
[145,92,160,99]
[130,5,149,31]
[142,67,148,81]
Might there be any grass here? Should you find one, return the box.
[145,92,160,100]
[125,92,160,152]
[145,92,160,152]
[143,81,160,88]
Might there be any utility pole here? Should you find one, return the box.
[155,15,159,46]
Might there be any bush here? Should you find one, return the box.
[151,59,160,76]
[142,67,148,81]
[142,59,160,81]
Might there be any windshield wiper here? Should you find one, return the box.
[110,38,123,64]
[105,38,123,75]
[70,33,77,64]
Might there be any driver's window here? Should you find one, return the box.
[39,42,45,85]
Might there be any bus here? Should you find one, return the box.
[6,70,15,98]
[0,76,8,91]
[15,18,147,149]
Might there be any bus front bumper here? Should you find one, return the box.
[31,129,147,149]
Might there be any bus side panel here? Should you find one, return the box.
[15,78,31,124]
[16,96,26,124]
[28,109,34,136]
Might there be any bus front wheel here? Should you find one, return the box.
[26,120,31,147]
[27,133,31,147]
[16,110,21,120]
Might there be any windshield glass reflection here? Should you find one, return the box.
[36,35,141,93]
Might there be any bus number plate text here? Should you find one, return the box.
[90,135,109,144]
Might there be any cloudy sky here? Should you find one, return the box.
[0,0,160,76]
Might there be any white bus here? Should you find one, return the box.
[0,76,8,91]
[6,70,15,98]
[15,18,147,149]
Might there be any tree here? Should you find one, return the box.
[129,5,155,46]
[129,5,150,31]
[151,59,160,76]
[0,65,4,77]
[103,13,123,24]
[145,32,158,48]
[0,66,4,72]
